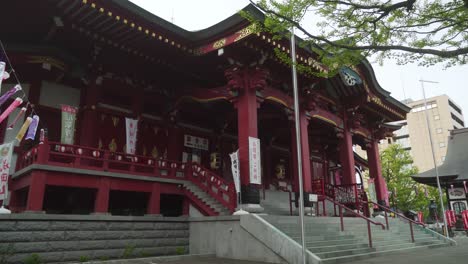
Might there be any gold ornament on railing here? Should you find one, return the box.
[151,146,158,158]
[109,138,117,152]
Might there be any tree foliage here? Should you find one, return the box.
[247,0,468,71]
[381,144,441,218]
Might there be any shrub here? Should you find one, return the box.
[23,254,42,264]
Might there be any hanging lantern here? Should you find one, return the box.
[25,115,39,140]
[275,159,286,180]
[7,107,26,130]
[15,117,32,142]
[0,85,21,107]
[39,129,45,144]
[210,152,221,169]
[0,97,23,124]
[0,61,10,91]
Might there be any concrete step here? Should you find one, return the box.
[321,242,449,264]
[374,240,443,251]
[315,247,376,259]
[305,238,363,247]
[289,234,357,242]
[308,242,369,253]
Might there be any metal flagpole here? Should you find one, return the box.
[419,79,449,238]
[290,26,307,264]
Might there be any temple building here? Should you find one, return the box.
[0,0,409,217]
[413,128,468,219]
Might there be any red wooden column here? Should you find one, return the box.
[339,113,356,185]
[147,182,161,215]
[94,177,110,214]
[25,171,47,212]
[367,139,389,206]
[290,110,313,205]
[78,77,102,147]
[226,67,268,211]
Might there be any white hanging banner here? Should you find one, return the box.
[249,137,261,185]
[0,142,13,202]
[125,118,138,155]
[230,150,240,193]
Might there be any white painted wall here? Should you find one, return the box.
[189,204,204,217]
[39,81,80,109]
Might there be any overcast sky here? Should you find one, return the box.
[129,0,468,120]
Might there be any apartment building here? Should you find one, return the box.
[389,95,464,172]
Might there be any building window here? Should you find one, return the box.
[439,142,446,148]
[434,115,440,120]
[436,128,443,134]
[450,113,465,127]
[387,138,392,144]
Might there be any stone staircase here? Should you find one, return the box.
[261,189,296,215]
[261,215,454,264]
[183,182,231,216]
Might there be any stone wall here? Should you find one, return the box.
[0,214,189,263]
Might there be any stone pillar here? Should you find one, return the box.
[226,67,268,212]
[94,177,110,214]
[79,78,101,147]
[290,110,313,206]
[367,139,389,206]
[147,182,161,215]
[25,171,46,212]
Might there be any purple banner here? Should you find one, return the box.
[25,115,39,140]
[0,85,21,107]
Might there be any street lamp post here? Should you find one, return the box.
[419,79,449,238]
[290,27,307,264]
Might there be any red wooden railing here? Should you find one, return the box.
[15,141,236,213]
[324,196,385,248]
[190,163,236,213]
[362,200,426,243]
[325,183,364,212]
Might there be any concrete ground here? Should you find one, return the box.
[96,237,468,264]
[345,236,468,264]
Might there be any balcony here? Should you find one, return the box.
[14,140,236,213]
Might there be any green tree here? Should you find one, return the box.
[246,0,468,71]
[381,144,441,218]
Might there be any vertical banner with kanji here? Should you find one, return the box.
[61,105,78,144]
[249,137,261,185]
[367,178,377,204]
[0,142,13,202]
[125,118,138,155]
[230,150,240,193]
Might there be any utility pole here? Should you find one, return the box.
[419,79,449,238]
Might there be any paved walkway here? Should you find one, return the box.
[98,237,468,264]
[346,236,468,264]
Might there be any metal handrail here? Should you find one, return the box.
[324,196,385,248]
[363,200,426,243]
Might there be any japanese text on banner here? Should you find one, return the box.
[0,142,13,201]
